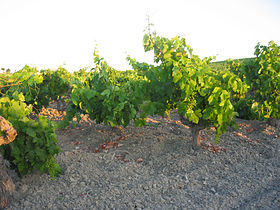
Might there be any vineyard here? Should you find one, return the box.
[0,30,280,209]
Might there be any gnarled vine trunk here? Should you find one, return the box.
[191,126,202,149]
[0,154,15,209]
[180,115,205,150]
[0,116,17,146]
[0,116,17,209]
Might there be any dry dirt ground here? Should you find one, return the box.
[5,107,280,209]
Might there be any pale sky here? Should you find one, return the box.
[0,0,280,72]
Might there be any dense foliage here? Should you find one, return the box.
[227,41,280,122]
[0,66,44,110]
[0,65,72,112]
[39,67,72,109]
[60,51,147,128]
[0,93,61,177]
[0,66,68,177]
[127,30,248,147]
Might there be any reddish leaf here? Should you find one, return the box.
[202,143,226,153]
[116,155,129,162]
[209,144,219,153]
[100,144,106,149]
[234,132,244,137]
[117,143,123,148]
[238,123,247,127]
[93,148,100,153]
[247,128,255,133]
[104,145,112,150]
[119,136,126,140]
[107,140,114,147]
[118,134,131,140]
[202,146,208,151]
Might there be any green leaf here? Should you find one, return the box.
[26,128,36,137]
[79,102,83,110]
[187,109,199,124]
[72,94,79,106]
[219,91,228,107]
[199,88,208,96]
[86,90,97,100]
[163,53,172,60]
[232,81,237,92]
[208,94,214,105]
[173,72,182,83]
[213,87,222,94]
[117,102,125,111]
[101,89,110,96]
[217,114,223,124]
[203,108,212,120]
[194,109,202,118]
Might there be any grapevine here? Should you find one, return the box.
[128,29,248,149]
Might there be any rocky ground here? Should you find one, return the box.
[4,107,280,209]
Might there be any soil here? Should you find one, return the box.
[4,107,280,209]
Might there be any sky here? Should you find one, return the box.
[0,0,280,72]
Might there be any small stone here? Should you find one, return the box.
[64,151,72,156]
[24,201,31,207]
[69,177,76,182]
[21,184,28,193]
[210,187,216,193]
[185,175,189,183]
[143,185,149,190]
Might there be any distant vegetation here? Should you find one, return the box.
[209,57,255,72]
